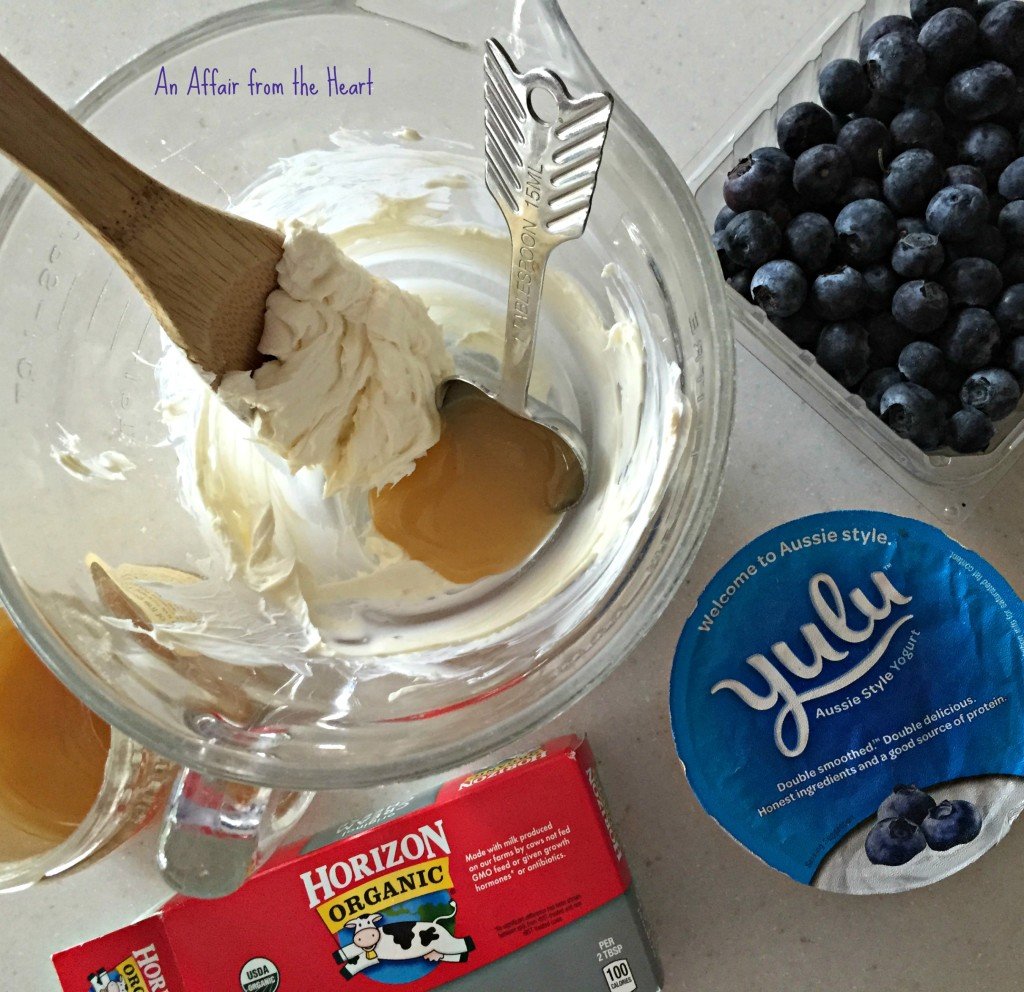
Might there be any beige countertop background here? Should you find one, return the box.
[1,0,1022,989]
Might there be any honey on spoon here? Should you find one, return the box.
[371,382,584,584]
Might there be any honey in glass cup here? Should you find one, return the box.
[0,608,175,891]
[0,609,111,857]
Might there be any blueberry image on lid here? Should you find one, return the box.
[865,817,928,866]
[877,785,937,825]
[921,800,984,851]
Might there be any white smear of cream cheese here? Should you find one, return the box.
[51,427,135,482]
[220,223,452,495]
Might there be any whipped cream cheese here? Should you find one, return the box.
[220,224,451,496]
[120,130,672,699]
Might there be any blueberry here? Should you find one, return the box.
[946,163,989,192]
[714,205,737,233]
[994,77,1024,126]
[777,102,836,159]
[764,199,794,231]
[944,256,1005,304]
[980,1,1024,66]
[834,199,898,264]
[883,149,945,214]
[999,156,1024,199]
[911,0,978,24]
[857,90,904,126]
[949,405,997,449]
[724,155,788,212]
[978,0,1005,15]
[918,7,980,75]
[926,184,989,241]
[920,799,984,850]
[892,231,946,277]
[726,270,753,297]
[860,367,905,412]
[889,108,947,156]
[1005,333,1024,376]
[751,260,808,317]
[793,144,853,206]
[860,15,920,62]
[836,177,885,209]
[877,784,937,824]
[865,817,928,865]
[946,223,1007,264]
[751,146,796,182]
[837,117,893,177]
[999,198,1024,245]
[866,34,928,97]
[819,59,872,114]
[817,321,871,387]
[995,282,1024,331]
[1002,248,1024,281]
[784,212,836,272]
[880,382,948,447]
[937,390,965,418]
[868,312,917,366]
[713,230,737,275]
[942,307,1002,366]
[724,148,795,215]
[944,117,972,148]
[990,192,1010,223]
[772,310,823,349]
[812,265,868,319]
[900,340,954,391]
[863,264,902,312]
[961,366,1022,416]
[903,81,947,110]
[958,124,1016,183]
[898,216,932,237]
[946,61,1016,121]
[893,279,950,334]
[724,210,782,269]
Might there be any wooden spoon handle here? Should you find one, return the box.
[0,54,161,252]
[0,54,284,375]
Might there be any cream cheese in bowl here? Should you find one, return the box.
[150,131,665,701]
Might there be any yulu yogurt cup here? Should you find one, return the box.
[670,511,1024,894]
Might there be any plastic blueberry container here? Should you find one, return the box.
[685,0,1024,520]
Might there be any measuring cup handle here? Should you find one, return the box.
[157,768,314,899]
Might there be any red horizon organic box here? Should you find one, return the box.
[54,736,660,992]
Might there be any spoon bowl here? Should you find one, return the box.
[436,374,587,510]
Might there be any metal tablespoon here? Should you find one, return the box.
[437,38,614,510]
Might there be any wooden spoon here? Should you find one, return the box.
[0,55,282,376]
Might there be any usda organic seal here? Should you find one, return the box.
[670,511,1024,894]
[240,958,280,992]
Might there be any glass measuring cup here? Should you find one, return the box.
[0,0,734,895]
[0,607,176,893]
[0,724,174,893]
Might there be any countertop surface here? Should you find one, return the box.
[2,1,1022,989]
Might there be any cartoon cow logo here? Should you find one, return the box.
[332,900,475,981]
[88,971,125,992]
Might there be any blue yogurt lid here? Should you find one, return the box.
[670,511,1024,894]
